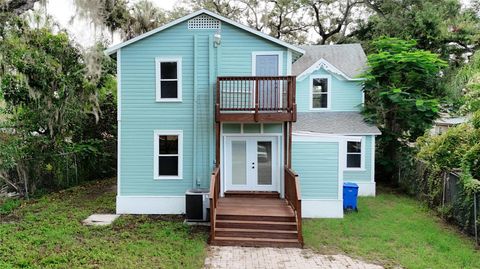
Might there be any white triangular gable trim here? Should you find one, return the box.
[296,58,364,81]
[105,9,305,55]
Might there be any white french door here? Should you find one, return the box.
[224,136,279,192]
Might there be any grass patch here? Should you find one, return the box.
[0,179,207,269]
[304,188,480,269]
[0,198,21,215]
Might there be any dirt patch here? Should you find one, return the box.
[0,213,21,223]
[78,178,117,200]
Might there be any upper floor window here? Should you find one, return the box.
[156,57,182,102]
[346,140,363,170]
[154,130,183,179]
[310,75,330,110]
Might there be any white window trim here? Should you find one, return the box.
[153,130,183,180]
[309,74,332,111]
[251,51,283,76]
[155,57,182,102]
[344,138,365,171]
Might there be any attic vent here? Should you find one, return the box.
[188,15,221,29]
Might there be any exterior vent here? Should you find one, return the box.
[188,15,221,30]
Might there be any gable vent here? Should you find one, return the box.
[188,15,221,30]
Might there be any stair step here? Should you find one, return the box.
[224,191,280,199]
[211,236,301,248]
[215,228,298,239]
[217,214,295,222]
[216,219,297,230]
[218,197,287,206]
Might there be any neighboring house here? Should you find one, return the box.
[431,114,468,135]
[106,9,380,247]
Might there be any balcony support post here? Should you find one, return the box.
[254,79,259,122]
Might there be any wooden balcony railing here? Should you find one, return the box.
[209,165,220,242]
[284,166,303,245]
[216,76,297,122]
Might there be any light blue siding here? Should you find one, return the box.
[296,69,364,112]
[292,141,339,199]
[343,136,374,183]
[120,18,289,196]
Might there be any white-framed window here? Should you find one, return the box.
[345,139,365,170]
[155,57,182,102]
[153,130,183,179]
[310,75,331,110]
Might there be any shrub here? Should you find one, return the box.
[403,119,480,234]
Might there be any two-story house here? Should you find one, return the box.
[105,9,380,247]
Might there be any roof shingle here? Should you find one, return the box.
[293,112,381,135]
[292,44,367,79]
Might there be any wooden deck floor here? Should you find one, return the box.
[216,197,295,217]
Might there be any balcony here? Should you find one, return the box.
[215,76,297,122]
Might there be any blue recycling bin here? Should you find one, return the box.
[343,182,359,211]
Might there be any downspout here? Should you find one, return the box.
[215,34,221,193]
[117,49,122,198]
[208,35,214,175]
[193,35,198,188]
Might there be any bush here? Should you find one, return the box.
[400,119,480,235]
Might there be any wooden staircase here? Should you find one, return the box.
[210,192,302,248]
[209,167,303,248]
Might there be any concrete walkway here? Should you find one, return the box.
[204,246,383,269]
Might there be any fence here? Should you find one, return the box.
[398,159,479,245]
[0,149,116,198]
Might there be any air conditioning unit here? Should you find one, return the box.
[185,189,210,222]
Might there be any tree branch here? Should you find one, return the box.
[1,0,40,15]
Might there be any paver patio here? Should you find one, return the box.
[204,246,384,269]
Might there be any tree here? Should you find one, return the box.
[263,0,309,43]
[185,0,309,43]
[0,14,116,195]
[122,0,167,39]
[0,0,41,14]
[355,0,480,63]
[363,37,448,182]
[303,0,367,44]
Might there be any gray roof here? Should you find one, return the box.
[292,44,367,79]
[434,116,468,126]
[293,112,381,135]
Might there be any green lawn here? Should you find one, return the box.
[1,181,479,268]
[0,179,207,269]
[304,188,480,269]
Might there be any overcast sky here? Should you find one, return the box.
[42,0,474,48]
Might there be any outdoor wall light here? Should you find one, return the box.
[214,31,221,47]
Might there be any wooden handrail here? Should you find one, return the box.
[284,165,303,245]
[216,76,296,115]
[209,165,220,241]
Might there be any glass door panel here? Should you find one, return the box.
[231,141,247,185]
[257,141,272,185]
